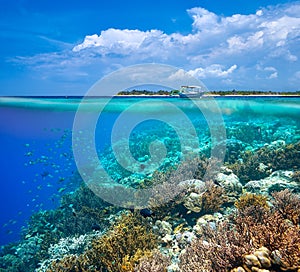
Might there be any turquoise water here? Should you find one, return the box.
[0,96,299,271]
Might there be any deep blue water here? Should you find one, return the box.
[0,106,76,245]
[0,96,299,247]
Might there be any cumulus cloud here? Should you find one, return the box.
[72,29,166,55]
[13,2,300,91]
[189,7,219,32]
[71,3,300,68]
[188,64,238,78]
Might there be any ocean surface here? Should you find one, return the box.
[0,96,299,271]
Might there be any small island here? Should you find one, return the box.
[117,89,174,96]
[117,89,300,97]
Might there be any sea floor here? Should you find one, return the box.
[0,96,299,272]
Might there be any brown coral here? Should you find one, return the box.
[48,212,159,272]
[180,191,300,272]
[234,193,270,212]
[202,181,228,214]
[234,206,300,270]
[179,221,251,271]
[48,254,89,272]
[134,250,170,272]
[271,189,300,225]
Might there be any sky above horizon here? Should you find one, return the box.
[0,0,300,95]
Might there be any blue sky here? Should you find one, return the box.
[0,0,299,95]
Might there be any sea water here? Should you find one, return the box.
[0,96,299,249]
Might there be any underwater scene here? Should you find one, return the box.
[0,96,300,272]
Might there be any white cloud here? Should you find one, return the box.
[260,16,300,42]
[188,64,238,78]
[72,29,168,56]
[256,10,263,16]
[188,7,219,32]
[268,72,278,79]
[227,31,264,51]
[264,66,277,72]
[12,2,300,92]
[255,65,279,80]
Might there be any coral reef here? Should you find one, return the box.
[0,234,44,272]
[201,181,228,214]
[234,209,300,270]
[228,150,270,184]
[257,141,300,172]
[244,170,298,195]
[179,222,251,271]
[181,180,228,215]
[234,193,269,211]
[231,247,272,272]
[47,212,159,272]
[214,167,243,195]
[0,183,118,272]
[1,128,300,272]
[231,245,300,272]
[228,141,300,184]
[149,176,228,232]
[180,190,300,272]
[23,182,115,247]
[271,189,300,225]
[134,251,171,272]
[36,232,102,272]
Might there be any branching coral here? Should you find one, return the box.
[234,209,300,271]
[228,150,269,184]
[134,250,171,272]
[228,141,300,183]
[147,156,210,219]
[180,190,300,271]
[234,193,269,212]
[257,142,300,172]
[148,155,210,190]
[47,254,87,272]
[150,179,227,226]
[89,212,158,271]
[202,181,227,214]
[233,198,300,271]
[48,212,159,272]
[25,184,116,248]
[179,222,251,271]
[271,189,300,225]
[60,183,118,234]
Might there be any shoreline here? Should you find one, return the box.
[203,94,300,97]
[1,94,300,99]
[116,94,300,97]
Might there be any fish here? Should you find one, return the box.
[58,177,65,182]
[58,187,66,193]
[139,208,154,218]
